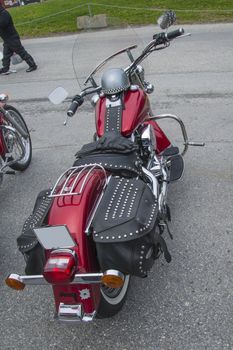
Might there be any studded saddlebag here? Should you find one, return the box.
[17,189,53,275]
[92,177,159,277]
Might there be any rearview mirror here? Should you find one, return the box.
[157,10,176,30]
[48,87,68,105]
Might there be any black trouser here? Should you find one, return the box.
[2,36,36,69]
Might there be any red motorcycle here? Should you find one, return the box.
[6,12,204,321]
[0,93,32,185]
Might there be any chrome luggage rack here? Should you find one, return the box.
[49,164,108,198]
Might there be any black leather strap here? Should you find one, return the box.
[105,104,123,132]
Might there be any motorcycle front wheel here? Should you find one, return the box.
[3,105,32,171]
[97,275,130,318]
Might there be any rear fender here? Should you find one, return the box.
[47,167,107,313]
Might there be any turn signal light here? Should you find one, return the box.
[5,274,25,290]
[101,270,124,289]
[43,249,77,284]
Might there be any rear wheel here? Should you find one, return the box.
[3,105,32,171]
[97,275,130,318]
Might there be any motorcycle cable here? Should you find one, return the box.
[71,34,82,91]
[127,39,168,77]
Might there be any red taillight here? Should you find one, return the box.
[43,249,77,284]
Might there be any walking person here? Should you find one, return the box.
[0,3,37,74]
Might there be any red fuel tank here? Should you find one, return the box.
[95,89,151,137]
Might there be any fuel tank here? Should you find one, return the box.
[95,89,151,137]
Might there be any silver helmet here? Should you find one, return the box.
[101,68,130,95]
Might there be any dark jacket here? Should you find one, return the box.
[0,5,19,42]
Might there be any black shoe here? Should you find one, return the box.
[26,65,37,73]
[0,67,10,74]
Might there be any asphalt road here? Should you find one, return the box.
[0,23,233,350]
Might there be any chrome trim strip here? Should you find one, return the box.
[57,303,96,322]
[141,166,158,199]
[58,303,83,322]
[6,272,103,286]
[103,269,124,279]
[158,167,168,213]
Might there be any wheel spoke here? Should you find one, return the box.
[2,106,32,171]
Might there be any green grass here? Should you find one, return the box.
[8,0,233,38]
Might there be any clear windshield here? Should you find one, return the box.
[72,19,151,90]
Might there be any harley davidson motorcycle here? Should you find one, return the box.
[6,12,204,321]
[0,94,32,186]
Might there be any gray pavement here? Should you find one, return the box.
[0,23,233,350]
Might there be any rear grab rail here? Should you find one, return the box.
[49,164,108,198]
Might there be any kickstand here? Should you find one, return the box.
[165,220,173,240]
[5,170,16,175]
[159,220,173,240]
[157,234,172,263]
